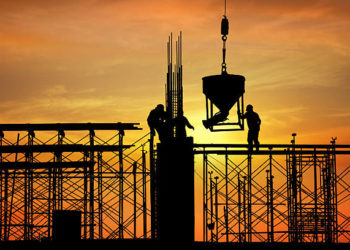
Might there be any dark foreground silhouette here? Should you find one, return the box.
[1,239,350,250]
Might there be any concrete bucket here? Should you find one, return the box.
[203,74,245,114]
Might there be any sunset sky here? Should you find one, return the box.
[1,0,350,145]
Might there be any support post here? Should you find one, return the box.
[313,148,318,243]
[266,170,270,242]
[133,161,137,239]
[238,174,242,243]
[243,176,247,242]
[156,138,194,246]
[142,147,147,238]
[98,152,103,239]
[0,133,2,240]
[214,176,219,242]
[269,148,274,243]
[89,129,95,240]
[225,153,229,242]
[203,153,208,242]
[118,131,124,239]
[247,154,252,242]
[83,151,88,239]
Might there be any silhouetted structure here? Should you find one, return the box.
[195,136,350,243]
[286,137,338,243]
[0,123,154,241]
[166,32,185,140]
[52,210,81,242]
[152,32,195,247]
[156,138,194,245]
[1,3,350,248]
[149,32,188,242]
[1,126,350,245]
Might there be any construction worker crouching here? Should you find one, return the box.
[147,104,167,142]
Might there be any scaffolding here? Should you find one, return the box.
[286,140,338,243]
[1,125,350,243]
[0,123,153,241]
[196,142,350,243]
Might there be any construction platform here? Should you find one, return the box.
[0,123,350,246]
[0,239,350,250]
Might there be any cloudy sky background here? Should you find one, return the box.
[0,0,349,145]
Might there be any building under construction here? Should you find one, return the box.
[1,6,350,249]
[0,32,350,249]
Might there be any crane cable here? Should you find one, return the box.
[221,0,229,74]
[224,0,226,16]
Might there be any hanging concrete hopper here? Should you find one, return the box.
[203,74,245,114]
[202,6,246,132]
[202,73,245,131]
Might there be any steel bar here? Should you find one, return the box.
[195,144,350,148]
[89,130,95,239]
[0,123,140,132]
[0,162,94,170]
[0,145,132,153]
[194,150,350,155]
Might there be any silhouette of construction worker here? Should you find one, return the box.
[240,104,261,152]
[173,111,194,140]
[147,104,167,142]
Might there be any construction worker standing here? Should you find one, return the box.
[173,111,194,140]
[240,104,261,152]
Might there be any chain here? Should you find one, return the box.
[221,0,228,74]
[222,35,227,73]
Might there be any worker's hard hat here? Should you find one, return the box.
[246,104,253,111]
[156,104,164,110]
